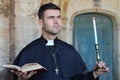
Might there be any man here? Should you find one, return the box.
[11,3,109,80]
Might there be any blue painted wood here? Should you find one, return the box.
[73,13,113,80]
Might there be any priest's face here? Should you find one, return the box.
[40,9,62,36]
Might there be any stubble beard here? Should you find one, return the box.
[46,29,61,36]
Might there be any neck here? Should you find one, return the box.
[42,33,57,40]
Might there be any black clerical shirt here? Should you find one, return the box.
[13,36,96,80]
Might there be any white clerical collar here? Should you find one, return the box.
[46,40,54,46]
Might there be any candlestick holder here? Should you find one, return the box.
[95,44,100,62]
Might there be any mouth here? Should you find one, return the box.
[53,24,60,28]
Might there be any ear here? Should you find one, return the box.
[38,19,43,28]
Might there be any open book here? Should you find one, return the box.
[0,63,47,73]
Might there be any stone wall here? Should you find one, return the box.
[0,0,120,80]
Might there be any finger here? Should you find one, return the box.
[10,70,22,76]
[104,67,109,72]
[97,61,106,68]
[27,71,37,78]
[21,71,37,79]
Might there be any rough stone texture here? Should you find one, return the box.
[0,0,12,79]
[14,17,42,55]
[0,17,12,80]
[0,0,120,80]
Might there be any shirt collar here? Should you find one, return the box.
[40,36,58,46]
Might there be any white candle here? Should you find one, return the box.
[93,17,98,44]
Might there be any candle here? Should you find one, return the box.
[93,17,98,44]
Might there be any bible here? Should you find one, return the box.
[0,63,47,73]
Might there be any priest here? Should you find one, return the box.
[11,3,109,80]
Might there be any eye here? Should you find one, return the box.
[57,15,61,19]
[48,16,54,19]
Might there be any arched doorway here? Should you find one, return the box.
[73,13,114,80]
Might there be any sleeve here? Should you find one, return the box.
[71,71,99,80]
[69,47,99,80]
[12,47,30,80]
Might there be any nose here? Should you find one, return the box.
[54,17,59,23]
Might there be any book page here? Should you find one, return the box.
[1,64,21,71]
[21,63,47,72]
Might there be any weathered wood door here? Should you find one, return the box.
[73,13,113,80]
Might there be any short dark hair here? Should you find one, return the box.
[38,3,61,19]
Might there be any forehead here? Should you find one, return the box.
[44,9,61,16]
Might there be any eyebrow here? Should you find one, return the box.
[47,15,61,18]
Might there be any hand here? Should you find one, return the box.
[11,70,37,80]
[93,61,109,78]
